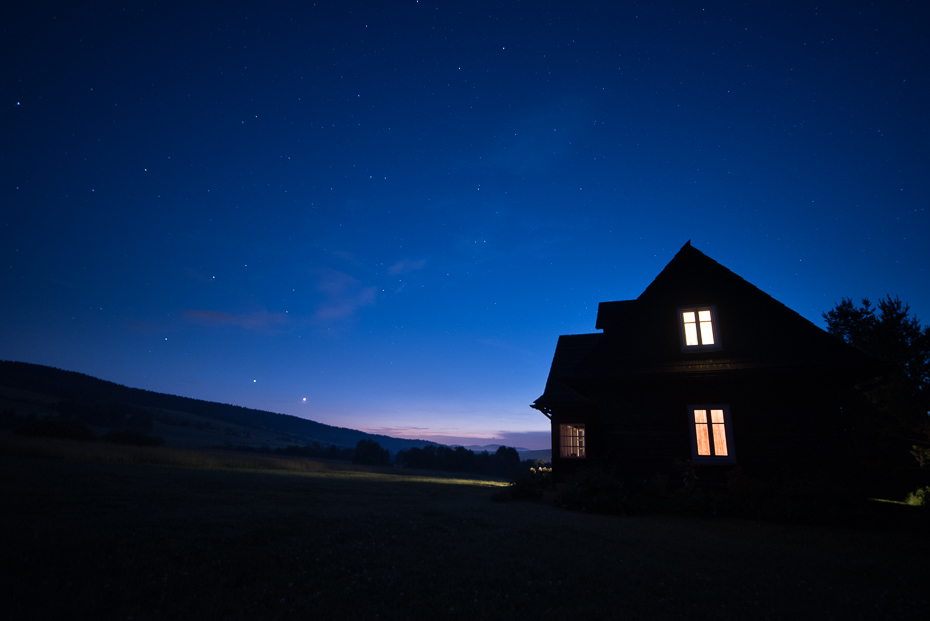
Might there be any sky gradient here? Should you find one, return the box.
[3,1,928,449]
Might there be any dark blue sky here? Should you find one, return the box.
[3,1,928,449]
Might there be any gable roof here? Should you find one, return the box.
[531,333,602,412]
[535,242,880,406]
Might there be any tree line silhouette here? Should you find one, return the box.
[217,440,525,476]
[394,444,522,477]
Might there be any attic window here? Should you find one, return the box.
[559,424,586,458]
[680,307,721,351]
[688,405,735,464]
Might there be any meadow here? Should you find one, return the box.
[2,436,928,620]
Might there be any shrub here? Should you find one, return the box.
[491,467,552,502]
[555,469,629,514]
[904,486,930,507]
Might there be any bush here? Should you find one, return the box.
[14,419,97,441]
[555,469,629,514]
[352,439,391,466]
[546,461,871,524]
[103,429,165,447]
[904,486,930,507]
[491,467,552,502]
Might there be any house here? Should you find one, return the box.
[532,241,880,485]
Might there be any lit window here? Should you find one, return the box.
[688,405,735,463]
[560,424,586,458]
[680,307,721,351]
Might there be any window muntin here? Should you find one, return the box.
[559,424,586,458]
[689,405,734,463]
[680,306,721,351]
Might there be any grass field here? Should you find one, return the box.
[2,437,928,620]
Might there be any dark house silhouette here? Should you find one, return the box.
[532,242,879,484]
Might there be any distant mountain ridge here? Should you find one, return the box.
[0,361,439,453]
[461,444,531,453]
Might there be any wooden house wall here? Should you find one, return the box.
[549,404,597,481]
[578,368,855,483]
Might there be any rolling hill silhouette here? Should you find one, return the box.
[0,361,438,453]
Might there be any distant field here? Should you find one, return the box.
[2,437,928,620]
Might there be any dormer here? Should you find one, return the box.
[595,300,635,334]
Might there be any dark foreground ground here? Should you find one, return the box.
[2,437,928,620]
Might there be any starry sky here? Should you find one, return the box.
[3,1,928,450]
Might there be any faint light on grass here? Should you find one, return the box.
[0,436,509,487]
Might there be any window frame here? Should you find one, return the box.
[559,424,586,459]
[687,404,736,464]
[678,305,722,352]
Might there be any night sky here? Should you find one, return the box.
[3,1,928,449]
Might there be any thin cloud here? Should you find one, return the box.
[362,427,551,451]
[330,249,360,264]
[184,308,288,333]
[364,426,434,439]
[313,268,377,321]
[388,258,427,275]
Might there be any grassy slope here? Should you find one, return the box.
[0,361,438,452]
[2,438,928,620]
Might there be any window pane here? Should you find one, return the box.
[684,323,699,346]
[710,409,724,423]
[695,424,711,455]
[682,311,695,324]
[712,423,728,456]
[693,409,707,423]
[699,320,715,345]
[560,424,585,458]
[698,310,711,322]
